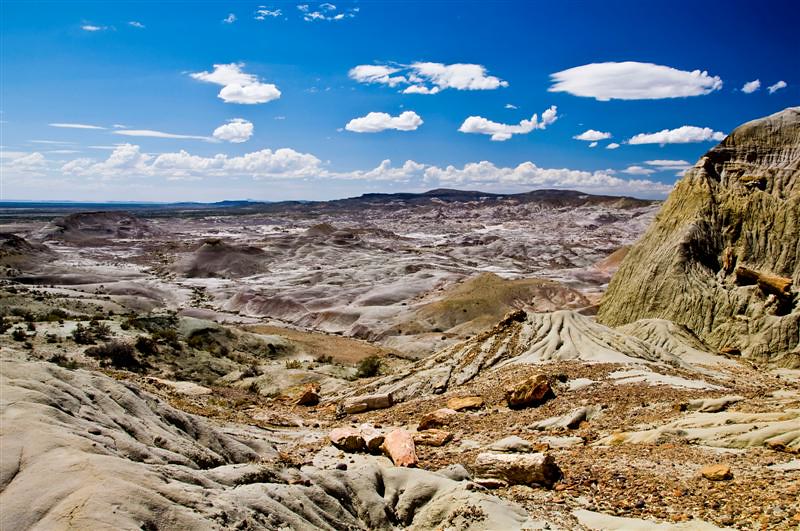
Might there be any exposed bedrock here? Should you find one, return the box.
[598,107,800,367]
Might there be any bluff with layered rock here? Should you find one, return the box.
[598,107,800,366]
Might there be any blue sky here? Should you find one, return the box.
[1,0,797,202]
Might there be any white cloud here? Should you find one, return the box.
[741,79,760,93]
[114,129,213,141]
[212,119,254,143]
[505,103,518,109]
[81,25,107,32]
[606,143,620,150]
[30,140,76,145]
[423,160,672,195]
[348,65,405,86]
[49,122,106,130]
[573,129,611,141]
[645,159,691,171]
[350,62,507,94]
[628,125,726,145]
[622,165,655,175]
[37,144,673,197]
[458,106,557,141]
[320,2,336,10]
[588,142,598,148]
[6,152,47,174]
[128,21,145,29]
[255,8,282,20]
[549,61,723,101]
[61,143,323,180]
[297,5,309,12]
[190,63,281,104]
[223,13,237,23]
[300,3,355,21]
[768,80,787,94]
[345,111,423,133]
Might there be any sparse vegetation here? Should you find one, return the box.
[356,355,381,378]
[11,328,28,341]
[135,336,159,356]
[85,341,142,371]
[284,359,303,369]
[70,323,95,345]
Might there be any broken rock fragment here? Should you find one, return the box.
[296,383,321,406]
[342,393,394,414]
[505,374,554,409]
[473,452,562,488]
[359,423,385,453]
[418,408,458,430]
[414,429,453,447]
[329,427,365,452]
[700,464,733,481]
[446,396,484,411]
[382,429,418,467]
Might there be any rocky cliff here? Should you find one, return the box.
[598,107,800,367]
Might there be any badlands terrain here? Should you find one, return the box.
[1,107,799,530]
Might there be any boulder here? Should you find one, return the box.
[382,429,418,467]
[296,383,321,406]
[419,408,458,430]
[505,375,554,409]
[447,396,484,411]
[700,464,733,481]
[329,428,365,452]
[342,393,393,414]
[473,452,561,488]
[414,429,453,447]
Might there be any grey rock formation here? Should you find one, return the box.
[598,107,800,367]
[0,358,539,530]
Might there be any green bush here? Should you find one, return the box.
[356,355,381,378]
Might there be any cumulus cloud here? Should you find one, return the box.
[628,126,726,145]
[622,165,655,175]
[61,143,323,180]
[128,21,145,29]
[573,129,611,142]
[423,160,672,195]
[345,111,423,133]
[606,143,620,150]
[549,61,723,101]
[49,122,106,130]
[741,79,760,93]
[81,24,107,32]
[350,62,507,94]
[588,142,598,148]
[768,80,787,94]
[212,119,254,143]
[223,13,237,23]
[190,63,281,104]
[114,129,213,141]
[458,105,557,141]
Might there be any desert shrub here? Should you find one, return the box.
[356,355,381,378]
[89,320,112,340]
[46,333,58,344]
[10,308,34,321]
[85,341,141,371]
[135,336,159,356]
[11,328,27,341]
[70,323,95,345]
[0,316,11,334]
[284,359,303,369]
[26,322,36,332]
[37,308,69,322]
[315,354,334,364]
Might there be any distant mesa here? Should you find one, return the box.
[599,106,800,367]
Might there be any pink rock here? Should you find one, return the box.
[381,429,418,467]
[418,408,458,431]
[329,427,365,452]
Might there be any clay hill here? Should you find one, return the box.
[41,211,163,244]
[598,107,800,367]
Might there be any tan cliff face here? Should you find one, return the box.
[598,107,800,366]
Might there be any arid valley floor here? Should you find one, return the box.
[1,109,799,530]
